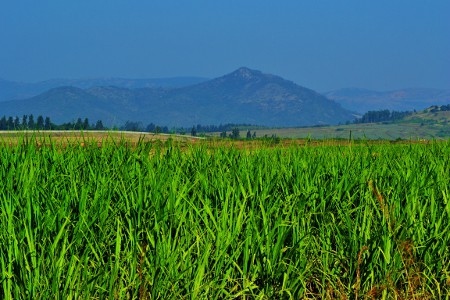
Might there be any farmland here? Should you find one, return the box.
[0,133,449,299]
[216,121,450,140]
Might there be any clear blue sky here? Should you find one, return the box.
[1,1,449,91]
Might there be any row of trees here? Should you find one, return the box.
[0,115,53,130]
[1,114,263,140]
[188,123,255,134]
[192,124,258,138]
[0,115,258,139]
[350,105,450,124]
[119,121,170,134]
[0,115,105,131]
[217,128,257,139]
[121,121,260,138]
[428,104,450,112]
[440,104,450,111]
[59,118,105,130]
[4,104,448,133]
[121,121,262,139]
[354,109,413,124]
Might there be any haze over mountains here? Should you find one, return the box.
[0,77,208,103]
[0,68,354,127]
[324,88,450,113]
[1,67,448,128]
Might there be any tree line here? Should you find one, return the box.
[0,115,258,140]
[353,109,413,124]
[428,104,450,112]
[354,105,450,124]
[120,121,260,138]
[0,115,105,131]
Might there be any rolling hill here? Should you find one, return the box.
[324,88,450,113]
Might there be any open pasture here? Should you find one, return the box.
[229,122,450,140]
[0,134,449,299]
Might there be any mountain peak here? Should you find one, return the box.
[230,67,263,80]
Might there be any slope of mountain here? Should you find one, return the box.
[2,86,125,125]
[402,105,450,124]
[160,67,354,126]
[0,68,355,127]
[325,88,450,113]
[0,77,208,102]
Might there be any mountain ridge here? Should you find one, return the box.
[3,73,449,115]
[0,67,353,127]
[0,76,208,102]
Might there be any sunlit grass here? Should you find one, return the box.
[0,136,449,298]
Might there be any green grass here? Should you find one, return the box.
[1,136,449,299]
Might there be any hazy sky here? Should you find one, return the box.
[1,1,449,91]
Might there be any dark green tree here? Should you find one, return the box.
[14,117,20,129]
[28,114,35,129]
[44,117,52,130]
[95,120,104,130]
[7,117,14,130]
[146,123,156,132]
[191,126,197,137]
[123,121,143,132]
[22,115,28,129]
[36,115,45,129]
[0,116,6,130]
[231,128,240,139]
[75,118,83,130]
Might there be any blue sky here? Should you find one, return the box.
[1,1,449,91]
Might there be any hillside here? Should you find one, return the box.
[324,88,450,113]
[402,105,450,124]
[235,105,450,140]
[0,68,354,127]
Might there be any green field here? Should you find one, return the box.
[1,136,449,299]
[212,111,450,140]
[219,122,450,140]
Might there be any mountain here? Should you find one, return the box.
[324,88,450,113]
[0,67,355,127]
[0,85,156,126]
[159,67,354,126]
[0,77,208,102]
[0,78,42,102]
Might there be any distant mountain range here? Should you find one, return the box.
[0,77,208,103]
[324,88,450,113]
[0,68,354,127]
